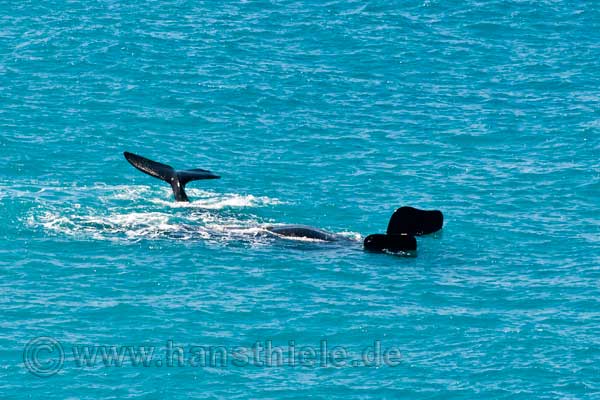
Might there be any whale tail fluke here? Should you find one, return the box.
[123,152,220,202]
[363,207,443,254]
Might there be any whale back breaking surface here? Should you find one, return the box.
[265,225,341,242]
[363,233,417,253]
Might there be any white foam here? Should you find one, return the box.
[267,233,329,243]
[108,185,154,200]
[30,210,186,241]
[22,183,352,247]
[337,231,363,241]
[150,189,283,210]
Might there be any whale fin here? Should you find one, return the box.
[386,206,443,236]
[123,152,220,202]
[362,207,443,254]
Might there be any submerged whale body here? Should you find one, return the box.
[266,225,345,242]
[123,151,443,254]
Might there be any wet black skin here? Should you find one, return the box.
[123,152,443,254]
[265,225,343,242]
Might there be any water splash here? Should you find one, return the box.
[150,189,284,210]
[20,182,355,245]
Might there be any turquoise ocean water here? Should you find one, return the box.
[1,1,600,398]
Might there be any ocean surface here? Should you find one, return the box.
[1,1,599,398]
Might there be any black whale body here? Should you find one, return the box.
[123,151,443,254]
[265,225,345,242]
